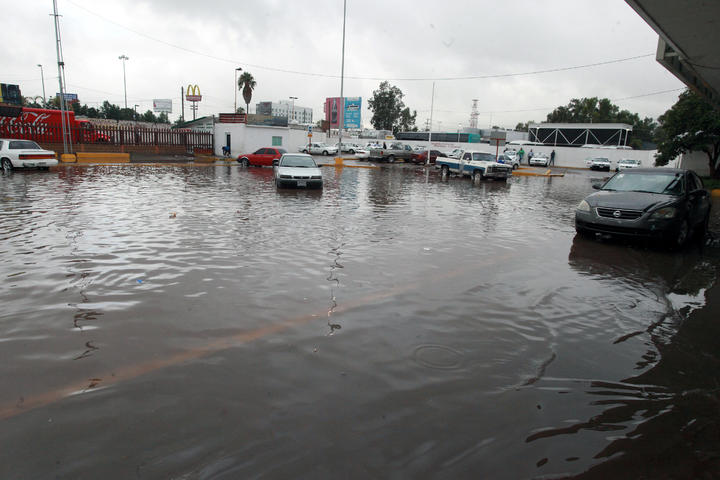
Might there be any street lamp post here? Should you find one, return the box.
[118,54,129,109]
[37,64,46,105]
[134,104,139,120]
[234,67,242,113]
[457,124,461,144]
[289,96,297,123]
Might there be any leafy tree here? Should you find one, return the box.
[538,97,658,148]
[141,110,158,123]
[101,101,121,120]
[157,112,169,124]
[119,108,135,121]
[238,72,256,115]
[235,106,245,114]
[367,81,408,134]
[398,107,417,132]
[515,122,532,132]
[655,89,720,178]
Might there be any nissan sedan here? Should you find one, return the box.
[275,154,323,189]
[575,168,711,248]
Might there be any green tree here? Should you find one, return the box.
[367,81,407,134]
[238,72,256,115]
[655,89,720,178]
[141,110,158,123]
[541,97,657,149]
[515,122,532,132]
[157,112,169,124]
[101,101,121,120]
[235,106,245,114]
[398,107,417,132]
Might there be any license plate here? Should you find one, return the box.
[297,180,307,187]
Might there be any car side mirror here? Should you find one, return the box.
[592,184,601,190]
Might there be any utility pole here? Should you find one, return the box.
[337,0,347,160]
[51,0,71,154]
[37,64,46,105]
[181,85,185,123]
[118,54,129,109]
[234,67,242,113]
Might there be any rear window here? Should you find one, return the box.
[9,140,41,150]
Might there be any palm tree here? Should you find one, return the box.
[238,72,256,116]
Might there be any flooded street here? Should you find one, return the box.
[1,164,719,479]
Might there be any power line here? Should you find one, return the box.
[66,0,653,82]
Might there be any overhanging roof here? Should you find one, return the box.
[626,0,720,107]
[528,123,632,130]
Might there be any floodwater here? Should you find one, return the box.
[1,164,719,479]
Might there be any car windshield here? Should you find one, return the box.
[472,153,496,162]
[602,172,685,195]
[281,155,316,168]
[9,140,41,149]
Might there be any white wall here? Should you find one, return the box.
[678,151,711,176]
[397,139,657,169]
[214,123,328,156]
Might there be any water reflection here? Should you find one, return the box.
[556,236,720,477]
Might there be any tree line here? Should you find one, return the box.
[22,96,170,123]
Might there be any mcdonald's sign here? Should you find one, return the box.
[185,84,202,102]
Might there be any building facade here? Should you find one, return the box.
[255,100,312,124]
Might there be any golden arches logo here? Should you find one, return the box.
[185,84,202,102]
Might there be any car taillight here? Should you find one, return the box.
[19,154,56,160]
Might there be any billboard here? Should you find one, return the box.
[56,92,78,103]
[0,84,22,105]
[324,97,362,129]
[343,97,361,129]
[153,99,173,113]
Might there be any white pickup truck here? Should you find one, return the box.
[436,150,513,181]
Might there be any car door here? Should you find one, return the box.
[687,172,711,227]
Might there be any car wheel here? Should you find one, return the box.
[323,150,329,156]
[669,219,690,249]
[575,226,593,238]
[1,158,12,172]
[615,167,620,172]
[301,149,308,154]
[349,149,355,154]
[239,157,249,167]
[441,165,450,177]
[699,212,711,238]
[513,163,518,170]
[272,159,279,167]
[472,170,483,183]
[388,155,395,163]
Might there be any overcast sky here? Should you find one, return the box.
[2,0,685,130]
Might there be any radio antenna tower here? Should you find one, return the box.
[52,0,72,154]
[469,99,479,129]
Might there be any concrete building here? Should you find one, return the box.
[256,100,312,124]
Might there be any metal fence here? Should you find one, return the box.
[0,122,213,151]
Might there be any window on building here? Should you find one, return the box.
[272,136,283,146]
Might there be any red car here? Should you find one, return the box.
[237,147,287,167]
[411,149,446,164]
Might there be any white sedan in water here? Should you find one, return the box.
[275,153,323,189]
[0,138,58,171]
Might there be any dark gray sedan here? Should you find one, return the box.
[575,168,711,248]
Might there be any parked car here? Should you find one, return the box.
[368,142,415,162]
[411,149,446,164]
[587,157,611,171]
[498,151,520,170]
[237,147,287,167]
[274,153,323,189]
[447,148,463,159]
[0,138,57,171]
[616,158,642,171]
[436,150,513,181]
[529,154,550,167]
[575,168,711,248]
[300,143,338,156]
[353,148,370,159]
[336,142,363,154]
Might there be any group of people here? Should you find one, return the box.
[504,147,556,166]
